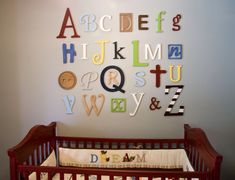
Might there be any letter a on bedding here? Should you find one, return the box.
[129,93,144,116]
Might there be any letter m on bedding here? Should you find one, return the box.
[136,152,146,163]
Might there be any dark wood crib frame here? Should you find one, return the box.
[7,122,222,180]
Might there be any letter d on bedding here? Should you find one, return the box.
[90,154,98,163]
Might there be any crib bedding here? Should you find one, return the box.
[30,148,198,180]
[59,148,194,170]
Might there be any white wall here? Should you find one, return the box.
[1,0,235,179]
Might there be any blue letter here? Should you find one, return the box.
[63,43,76,64]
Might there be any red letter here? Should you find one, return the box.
[56,8,80,39]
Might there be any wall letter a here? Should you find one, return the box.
[57,8,80,39]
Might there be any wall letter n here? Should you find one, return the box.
[56,8,80,38]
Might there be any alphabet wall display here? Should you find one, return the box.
[56,8,185,118]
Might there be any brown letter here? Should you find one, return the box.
[56,8,80,38]
[138,15,149,30]
[120,13,133,32]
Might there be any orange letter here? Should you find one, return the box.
[82,94,105,116]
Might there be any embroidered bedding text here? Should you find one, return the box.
[59,148,194,170]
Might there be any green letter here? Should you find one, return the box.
[156,11,166,33]
[132,40,149,67]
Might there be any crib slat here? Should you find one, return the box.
[199,158,203,171]
[48,172,53,180]
[68,141,71,148]
[42,143,46,161]
[59,172,64,180]
[110,175,114,180]
[195,151,200,171]
[85,142,88,149]
[117,142,121,149]
[46,142,50,157]
[31,153,35,165]
[58,140,62,148]
[58,140,62,147]
[72,173,76,180]
[36,172,40,180]
[42,143,46,160]
[24,172,29,180]
[75,141,78,148]
[194,149,198,169]
[37,146,41,164]
[91,142,95,148]
[188,145,192,161]
[191,147,195,168]
[47,141,51,156]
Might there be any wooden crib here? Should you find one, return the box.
[7,122,222,180]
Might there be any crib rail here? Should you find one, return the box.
[18,165,208,180]
[55,136,186,150]
[184,125,222,180]
[8,122,57,180]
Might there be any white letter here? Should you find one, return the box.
[81,44,88,60]
[100,15,112,32]
[129,93,144,116]
[144,44,162,60]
